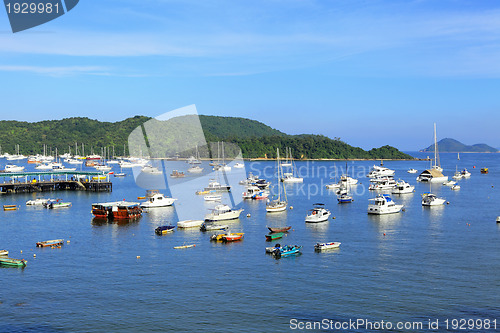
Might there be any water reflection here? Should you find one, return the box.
[305,221,330,233]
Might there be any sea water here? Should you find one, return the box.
[1,153,499,332]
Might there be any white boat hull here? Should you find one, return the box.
[205,209,243,221]
[367,204,403,215]
[305,211,331,223]
[140,198,176,208]
[177,220,204,228]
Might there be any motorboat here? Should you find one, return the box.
[140,190,176,208]
[177,220,204,229]
[339,175,358,186]
[0,250,9,256]
[452,171,463,180]
[443,180,456,186]
[366,165,395,178]
[187,165,203,173]
[271,245,302,258]
[200,223,228,232]
[266,200,288,212]
[369,177,397,191]
[95,164,112,172]
[391,180,415,194]
[43,199,71,209]
[314,242,341,251]
[221,232,244,242]
[242,186,269,200]
[26,198,52,206]
[4,164,24,172]
[461,169,471,178]
[204,204,243,221]
[155,225,175,235]
[204,194,222,201]
[170,170,185,178]
[213,164,231,172]
[281,172,303,183]
[265,232,284,241]
[407,168,418,174]
[325,183,340,190]
[173,244,196,249]
[421,193,446,206]
[204,179,231,192]
[233,163,244,169]
[305,203,331,223]
[239,173,260,185]
[141,165,162,175]
[367,194,403,215]
[451,184,461,190]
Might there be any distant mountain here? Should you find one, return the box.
[421,138,499,153]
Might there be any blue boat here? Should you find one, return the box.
[155,225,175,235]
[272,245,302,258]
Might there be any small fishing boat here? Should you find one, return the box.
[177,220,204,229]
[200,223,228,232]
[210,232,228,241]
[222,233,244,242]
[305,203,331,223]
[272,245,302,258]
[0,257,27,267]
[173,244,196,249]
[265,232,284,241]
[0,250,8,256]
[3,205,17,211]
[170,170,185,178]
[266,244,282,253]
[36,239,64,247]
[314,242,341,251]
[481,168,489,174]
[267,226,292,233]
[155,225,175,235]
[496,216,500,223]
[26,198,51,206]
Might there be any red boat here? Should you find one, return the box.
[267,226,292,233]
[91,201,142,219]
[221,233,244,242]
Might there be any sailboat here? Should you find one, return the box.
[266,148,288,212]
[337,162,353,203]
[281,147,292,167]
[416,124,448,183]
[281,148,303,183]
[213,141,231,172]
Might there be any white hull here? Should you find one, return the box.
[266,202,287,213]
[205,209,243,221]
[367,204,403,215]
[305,211,331,223]
[26,198,51,206]
[422,198,446,206]
[282,177,303,183]
[177,220,204,228]
[204,195,222,201]
[140,198,176,208]
[417,176,448,183]
[315,242,341,250]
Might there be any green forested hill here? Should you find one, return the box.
[0,115,413,159]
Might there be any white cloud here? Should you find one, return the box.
[0,65,109,76]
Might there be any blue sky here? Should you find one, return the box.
[0,0,499,150]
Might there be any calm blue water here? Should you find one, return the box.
[1,153,500,332]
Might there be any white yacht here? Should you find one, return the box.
[187,165,203,173]
[26,198,52,206]
[305,204,331,223]
[367,194,404,215]
[177,220,204,228]
[205,204,243,221]
[140,190,176,208]
[339,175,358,186]
[442,180,456,187]
[325,182,340,190]
[392,180,415,194]
[141,165,162,175]
[4,164,24,172]
[369,177,397,191]
[421,193,446,206]
[281,172,303,183]
[407,168,418,174]
[242,186,269,200]
[367,165,395,178]
[452,171,463,180]
[461,169,471,178]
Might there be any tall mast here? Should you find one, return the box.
[434,123,440,168]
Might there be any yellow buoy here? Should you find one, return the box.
[67,240,70,243]
[33,254,36,258]
[136,256,140,259]
[290,206,293,210]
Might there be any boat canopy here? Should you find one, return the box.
[419,169,445,178]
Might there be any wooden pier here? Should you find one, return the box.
[0,171,112,194]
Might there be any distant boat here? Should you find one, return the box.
[0,250,9,256]
[451,184,461,190]
[43,199,71,209]
[170,170,185,178]
[222,233,244,242]
[267,148,288,212]
[177,220,204,229]
[91,201,142,219]
[36,239,64,247]
[314,242,341,251]
[271,245,302,258]
[204,194,222,201]
[26,198,52,206]
[407,168,418,174]
[140,190,176,208]
[155,225,175,235]
[392,180,415,194]
[265,232,284,241]
[114,173,126,177]
[481,168,489,174]
[204,204,243,221]
[267,226,292,233]
[200,223,228,232]
[367,165,395,178]
[173,244,196,249]
[187,165,203,173]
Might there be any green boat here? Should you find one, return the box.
[265,232,284,241]
[0,257,27,267]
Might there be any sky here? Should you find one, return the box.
[0,0,499,150]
